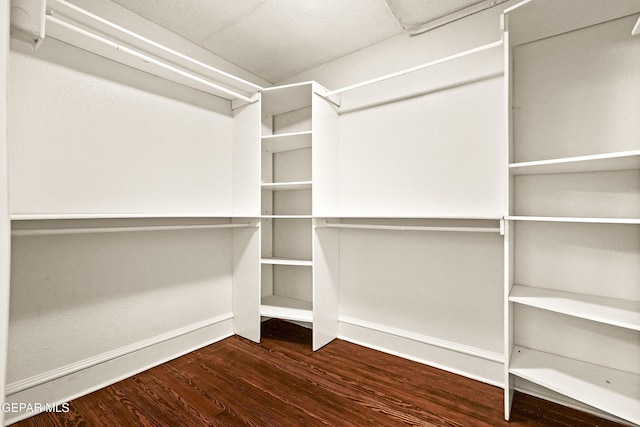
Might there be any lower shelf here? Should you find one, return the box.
[510,346,640,425]
[260,295,313,323]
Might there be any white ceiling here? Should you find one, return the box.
[110,0,490,83]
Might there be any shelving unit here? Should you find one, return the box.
[258,82,340,351]
[502,1,640,424]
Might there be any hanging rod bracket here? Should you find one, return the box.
[10,0,46,48]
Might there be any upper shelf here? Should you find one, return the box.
[503,0,640,47]
[262,131,312,153]
[510,285,640,331]
[510,150,640,175]
[262,82,313,116]
[506,216,640,225]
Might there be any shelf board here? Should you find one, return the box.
[262,131,312,153]
[261,215,312,219]
[261,181,312,191]
[510,285,640,331]
[10,213,230,220]
[261,257,313,267]
[505,216,640,224]
[510,346,640,425]
[262,82,313,116]
[260,295,313,323]
[510,150,640,175]
[504,0,640,47]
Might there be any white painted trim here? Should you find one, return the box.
[5,313,233,395]
[338,320,504,388]
[339,316,504,363]
[11,223,254,237]
[325,223,500,233]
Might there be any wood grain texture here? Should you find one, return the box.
[14,320,623,427]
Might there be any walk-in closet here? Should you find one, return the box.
[1,0,639,425]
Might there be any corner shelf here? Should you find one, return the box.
[509,150,640,175]
[260,295,313,323]
[261,181,312,191]
[509,285,640,331]
[260,257,313,267]
[510,346,640,425]
[262,131,312,153]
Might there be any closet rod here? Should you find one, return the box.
[44,15,256,103]
[50,0,263,92]
[325,39,503,96]
[12,223,255,237]
[323,223,500,233]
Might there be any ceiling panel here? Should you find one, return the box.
[106,0,502,84]
[385,0,488,30]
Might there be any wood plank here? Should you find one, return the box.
[14,320,626,427]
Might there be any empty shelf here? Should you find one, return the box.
[510,346,640,425]
[510,150,640,175]
[262,131,312,153]
[261,215,312,219]
[505,216,640,224]
[260,295,313,323]
[261,181,312,191]
[510,285,640,331]
[261,257,313,267]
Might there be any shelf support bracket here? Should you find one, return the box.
[10,0,46,48]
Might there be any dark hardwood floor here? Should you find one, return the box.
[15,320,623,426]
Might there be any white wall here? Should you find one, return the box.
[1,0,10,424]
[276,2,517,384]
[5,2,263,416]
[9,39,235,216]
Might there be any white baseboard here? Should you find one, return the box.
[338,316,504,387]
[4,313,234,425]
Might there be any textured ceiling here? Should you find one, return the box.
[109,0,492,83]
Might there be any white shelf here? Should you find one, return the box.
[260,295,313,323]
[261,257,313,267]
[261,82,313,116]
[510,150,640,175]
[505,216,640,224]
[262,131,312,153]
[261,181,312,191]
[10,213,230,220]
[261,215,312,219]
[510,346,640,425]
[510,285,640,331]
[504,0,640,47]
